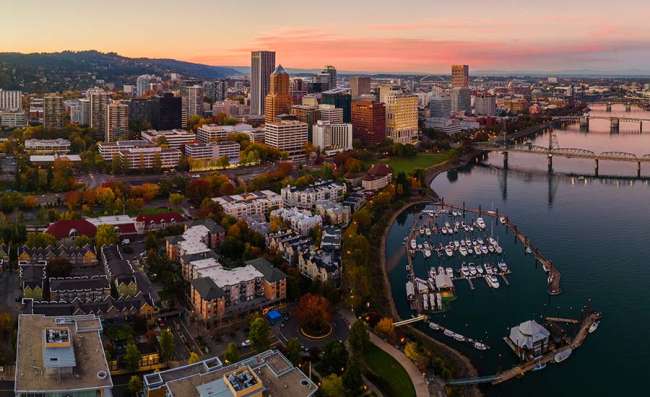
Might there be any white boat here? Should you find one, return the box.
[498,261,508,272]
[588,321,600,334]
[453,333,466,342]
[422,295,429,310]
[495,245,503,254]
[443,329,455,338]
[554,348,572,363]
[477,238,484,245]
[429,268,437,278]
[499,216,506,224]
[444,222,451,229]
[425,228,432,236]
[429,322,440,331]
[445,247,454,257]
[488,245,495,253]
[476,217,486,229]
[481,246,489,255]
[406,281,415,298]
[473,342,488,351]
[459,246,468,256]
[488,237,497,245]
[446,267,454,277]
[410,239,417,250]
[424,249,432,258]
[467,246,474,255]
[468,265,477,277]
[419,227,425,235]
[486,275,500,288]
[526,246,533,254]
[532,361,547,371]
[460,264,469,277]
[417,244,423,250]
[477,265,484,275]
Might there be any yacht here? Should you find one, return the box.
[467,246,474,255]
[460,264,469,277]
[410,239,417,250]
[418,243,423,250]
[453,333,466,342]
[429,322,441,331]
[424,248,431,258]
[441,227,447,235]
[445,247,454,257]
[488,245,495,253]
[487,237,497,246]
[486,275,500,288]
[468,265,477,277]
[419,226,425,235]
[477,265,484,275]
[477,238,484,245]
[495,245,503,254]
[476,217,486,229]
[499,216,507,224]
[588,321,600,334]
[454,240,460,249]
[526,246,533,254]
[438,266,445,276]
[443,329,455,338]
[554,348,572,363]
[444,222,451,229]
[498,261,508,273]
[446,267,454,277]
[473,342,488,351]
[459,246,468,256]
[429,268,437,278]
[425,228,432,236]
[485,264,493,275]
[481,246,489,255]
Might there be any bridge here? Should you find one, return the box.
[552,115,650,133]
[586,99,650,112]
[393,315,427,327]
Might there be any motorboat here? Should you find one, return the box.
[453,333,466,342]
[429,322,441,331]
[419,226,425,235]
[425,228,432,236]
[554,348,572,363]
[467,246,474,255]
[481,246,489,255]
[477,265,484,275]
[499,216,506,224]
[445,247,454,257]
[488,237,497,246]
[460,264,469,277]
[588,321,600,334]
[495,245,503,254]
[446,267,454,277]
[498,261,508,272]
[486,275,500,288]
[532,361,547,371]
[429,268,437,278]
[473,342,488,351]
[476,217,486,229]
[418,243,423,250]
[437,266,445,275]
[468,265,477,277]
[488,245,495,253]
[459,246,468,256]
[477,238,484,245]
[410,239,417,250]
[453,240,460,249]
[526,246,533,254]
[443,329,455,338]
[424,249,432,258]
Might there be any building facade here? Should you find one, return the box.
[251,51,276,116]
[351,98,386,145]
[451,64,469,88]
[350,76,371,97]
[264,120,308,161]
[312,120,353,154]
[105,101,129,142]
[385,94,418,144]
[43,95,65,129]
[264,65,292,124]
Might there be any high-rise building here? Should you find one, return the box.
[451,64,469,88]
[289,77,307,104]
[151,93,182,130]
[264,65,292,124]
[351,98,386,145]
[0,89,22,111]
[350,76,371,97]
[89,89,110,133]
[106,101,129,142]
[78,98,90,126]
[429,96,452,118]
[321,65,337,90]
[181,84,203,128]
[128,98,153,130]
[312,120,353,153]
[264,120,308,161]
[474,93,497,116]
[43,95,65,129]
[321,88,351,123]
[385,94,418,144]
[378,84,401,104]
[318,104,343,124]
[136,74,155,97]
[290,104,319,141]
[451,87,471,115]
[250,51,276,115]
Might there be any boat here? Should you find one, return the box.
[488,237,497,245]
[481,245,489,255]
[459,246,468,256]
[477,265,484,275]
[425,228,432,236]
[422,295,429,310]
[424,249,431,258]
[444,222,451,229]
[417,243,423,250]
[443,329,455,338]
[446,267,454,277]
[467,246,474,255]
[498,261,508,272]
[460,264,469,277]
[477,238,484,245]
[410,239,417,250]
[486,275,500,288]
[476,217,486,229]
[495,245,503,254]
[445,247,454,257]
[406,281,415,299]
[488,245,495,253]
[437,266,445,276]
[588,321,600,334]
[532,361,547,371]
[419,227,425,235]
[453,333,466,342]
[473,342,488,351]
[468,265,477,277]
[526,246,533,254]
[429,268,437,278]
[499,216,506,224]
[453,240,460,249]
[554,348,573,363]
[429,322,440,331]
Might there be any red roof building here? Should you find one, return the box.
[135,212,184,233]
[46,219,97,240]
[362,163,392,191]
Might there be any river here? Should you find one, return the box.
[385,104,649,396]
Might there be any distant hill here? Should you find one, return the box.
[0,50,241,93]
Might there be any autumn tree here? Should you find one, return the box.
[95,224,118,247]
[294,293,332,335]
[223,342,240,363]
[188,352,201,364]
[64,190,82,210]
[404,342,429,371]
[25,232,56,248]
[169,193,184,207]
[321,374,344,397]
[248,316,271,353]
[375,317,395,339]
[159,328,175,362]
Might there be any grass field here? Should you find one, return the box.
[363,344,416,397]
[381,151,454,175]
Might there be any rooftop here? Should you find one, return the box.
[15,314,112,394]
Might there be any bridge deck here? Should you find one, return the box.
[475,143,650,163]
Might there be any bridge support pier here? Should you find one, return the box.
[595,159,599,176]
[640,121,643,133]
[502,151,509,169]
[638,162,642,178]
[579,116,590,132]
[606,103,612,112]
[610,118,620,134]
[547,154,553,173]
[626,103,632,112]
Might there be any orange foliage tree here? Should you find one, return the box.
[295,293,332,335]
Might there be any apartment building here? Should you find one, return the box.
[213,190,283,220]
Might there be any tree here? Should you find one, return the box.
[294,293,332,335]
[321,374,345,397]
[348,320,370,355]
[342,358,364,396]
[188,352,201,364]
[152,153,162,174]
[169,193,184,207]
[375,317,395,338]
[216,155,229,169]
[321,340,348,375]
[127,375,143,396]
[285,338,301,365]
[25,232,56,248]
[223,342,240,363]
[159,328,175,362]
[248,316,271,353]
[95,224,119,247]
[123,341,141,371]
[404,342,429,371]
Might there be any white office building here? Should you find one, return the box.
[141,129,196,150]
[264,120,308,161]
[312,120,353,154]
[0,89,22,111]
[213,190,283,220]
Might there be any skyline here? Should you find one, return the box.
[4,0,650,74]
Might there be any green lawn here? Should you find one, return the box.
[363,344,416,397]
[381,151,454,175]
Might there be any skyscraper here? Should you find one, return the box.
[89,89,110,134]
[451,65,469,88]
[152,93,182,130]
[429,96,452,118]
[181,84,203,128]
[106,101,129,142]
[264,120,308,161]
[321,88,352,123]
[451,87,471,115]
[474,93,497,116]
[351,98,386,145]
[349,76,371,97]
[136,74,155,97]
[385,94,418,144]
[43,95,65,129]
[0,89,22,111]
[264,65,292,124]
[321,65,337,90]
[251,51,276,116]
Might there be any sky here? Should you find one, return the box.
[3,0,650,74]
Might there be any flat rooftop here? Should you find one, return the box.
[15,314,112,394]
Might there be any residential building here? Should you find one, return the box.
[78,98,90,126]
[14,314,113,397]
[197,123,255,143]
[151,93,182,130]
[185,140,240,165]
[317,104,343,124]
[105,101,129,142]
[362,163,392,191]
[429,96,452,117]
[135,212,184,234]
[265,230,312,265]
[321,88,351,122]
[0,89,22,111]
[289,77,307,103]
[97,140,153,160]
[165,220,225,270]
[350,76,371,97]
[378,84,400,104]
[189,257,286,325]
[141,129,196,150]
[29,97,44,123]
[351,98,386,144]
[281,180,347,209]
[49,275,112,302]
[314,201,351,225]
[451,64,470,88]
[302,94,318,107]
[264,120,308,161]
[474,93,497,116]
[213,190,283,220]
[321,65,337,90]
[43,95,65,129]
[264,65,292,124]
[251,50,276,115]
[298,248,340,283]
[119,146,181,170]
[181,84,203,128]
[89,89,110,133]
[18,244,98,266]
[29,154,81,166]
[270,207,322,236]
[385,94,418,144]
[143,350,317,397]
[290,104,319,140]
[312,120,353,154]
[101,245,137,297]
[0,110,27,128]
[451,87,471,115]
[136,74,155,97]
[25,138,71,154]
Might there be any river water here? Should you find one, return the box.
[385,104,649,396]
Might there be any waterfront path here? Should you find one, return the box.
[342,310,431,397]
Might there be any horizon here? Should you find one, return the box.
[4,0,650,74]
